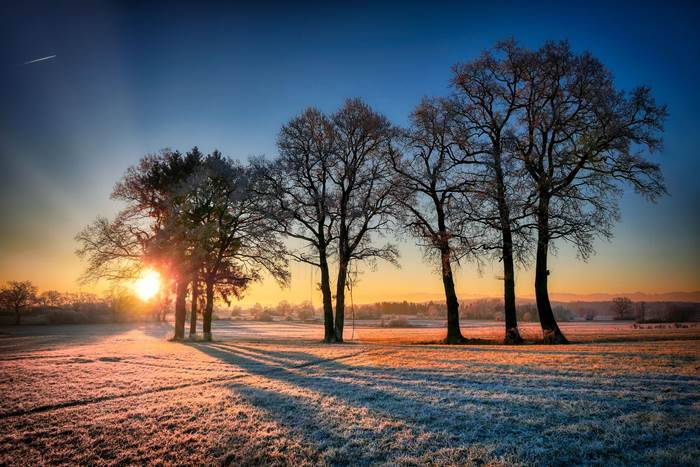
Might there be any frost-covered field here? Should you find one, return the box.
[1,322,699,465]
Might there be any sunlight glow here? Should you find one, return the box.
[134,269,161,301]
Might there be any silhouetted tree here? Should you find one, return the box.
[330,99,399,342]
[178,153,289,341]
[38,290,64,308]
[138,148,206,339]
[77,148,204,340]
[390,98,483,343]
[612,297,633,320]
[451,40,533,344]
[0,280,37,325]
[257,108,339,342]
[260,100,398,343]
[515,41,666,343]
[75,212,148,282]
[189,273,201,338]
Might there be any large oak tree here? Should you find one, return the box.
[514,41,667,343]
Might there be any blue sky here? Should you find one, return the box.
[0,1,698,301]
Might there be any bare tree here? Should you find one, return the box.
[612,297,633,320]
[257,108,339,342]
[390,98,483,343]
[259,100,398,343]
[330,99,399,342]
[38,290,64,308]
[515,41,667,343]
[451,40,533,344]
[0,281,37,325]
[75,211,149,283]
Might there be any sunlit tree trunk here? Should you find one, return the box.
[501,228,522,344]
[534,195,567,344]
[493,145,522,344]
[441,247,465,344]
[319,250,336,343]
[189,278,198,339]
[202,279,215,342]
[334,259,348,343]
[173,280,188,340]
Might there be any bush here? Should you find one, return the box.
[356,308,382,320]
[553,305,574,322]
[385,318,412,328]
[47,309,86,325]
[296,308,315,320]
[666,304,693,322]
[253,310,274,322]
[516,304,538,322]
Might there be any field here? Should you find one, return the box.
[1,321,699,465]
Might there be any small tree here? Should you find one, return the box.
[612,297,633,320]
[39,290,64,308]
[0,281,38,325]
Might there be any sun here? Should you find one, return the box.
[134,269,161,301]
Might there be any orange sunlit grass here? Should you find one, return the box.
[133,269,161,301]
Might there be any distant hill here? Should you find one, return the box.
[389,290,700,304]
[543,291,700,303]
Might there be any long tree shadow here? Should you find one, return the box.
[191,343,700,465]
[212,343,700,413]
[210,342,700,396]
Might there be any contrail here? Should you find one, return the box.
[23,55,56,65]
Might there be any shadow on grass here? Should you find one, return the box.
[191,342,700,465]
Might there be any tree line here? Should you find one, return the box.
[0,281,148,325]
[75,40,666,344]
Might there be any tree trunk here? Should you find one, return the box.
[319,252,336,343]
[441,247,465,344]
[492,143,522,344]
[202,279,214,342]
[502,228,523,344]
[534,196,568,344]
[14,306,20,325]
[189,279,198,339]
[334,259,348,343]
[173,280,188,340]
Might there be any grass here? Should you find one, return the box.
[0,321,699,465]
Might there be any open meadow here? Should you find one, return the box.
[1,321,699,465]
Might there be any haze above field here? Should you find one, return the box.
[0,1,698,305]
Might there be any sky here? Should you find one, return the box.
[0,1,698,305]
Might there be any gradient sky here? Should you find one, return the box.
[1,1,698,305]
